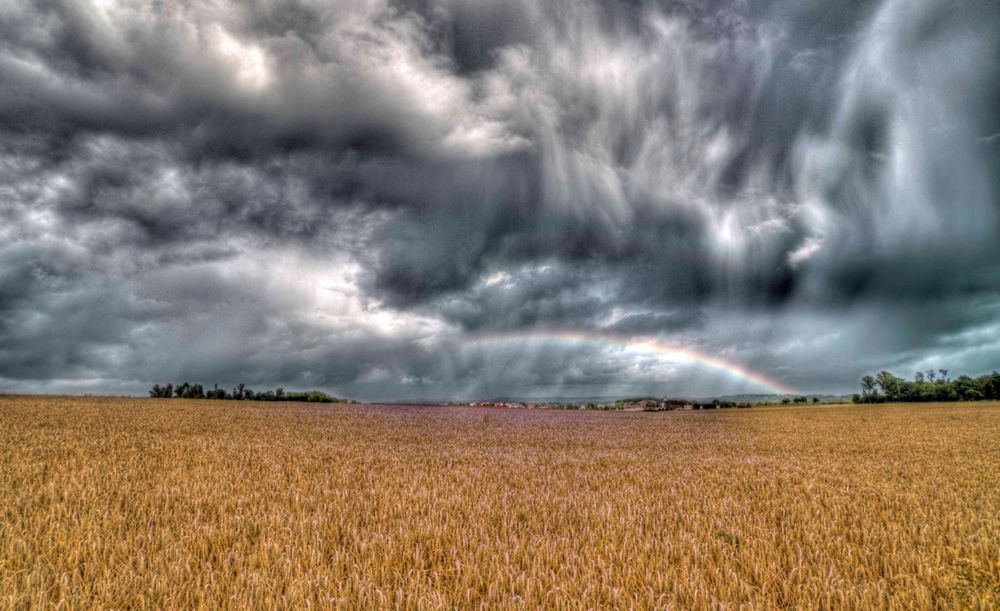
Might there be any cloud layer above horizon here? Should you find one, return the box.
[2,0,999,399]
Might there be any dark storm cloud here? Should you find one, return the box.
[1,0,998,398]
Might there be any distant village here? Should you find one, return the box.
[462,396,821,411]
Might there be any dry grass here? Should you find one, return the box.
[1,396,998,609]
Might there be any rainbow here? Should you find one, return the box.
[464,329,797,395]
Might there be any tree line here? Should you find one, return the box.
[854,369,1000,403]
[149,382,345,403]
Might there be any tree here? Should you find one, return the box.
[146,382,345,403]
[982,372,1000,399]
[860,375,876,400]
[954,375,984,401]
[149,384,171,398]
[852,368,998,404]
[876,371,901,401]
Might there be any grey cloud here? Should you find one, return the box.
[605,310,706,335]
[1,0,998,399]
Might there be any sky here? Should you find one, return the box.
[2,0,999,400]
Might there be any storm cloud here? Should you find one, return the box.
[1,0,998,399]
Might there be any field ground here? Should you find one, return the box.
[1,397,998,608]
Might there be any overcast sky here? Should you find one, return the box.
[2,0,999,400]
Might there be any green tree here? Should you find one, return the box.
[876,371,900,401]
[860,375,877,402]
[953,376,984,401]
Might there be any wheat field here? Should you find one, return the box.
[1,396,997,609]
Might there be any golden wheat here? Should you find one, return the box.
[1,396,998,608]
